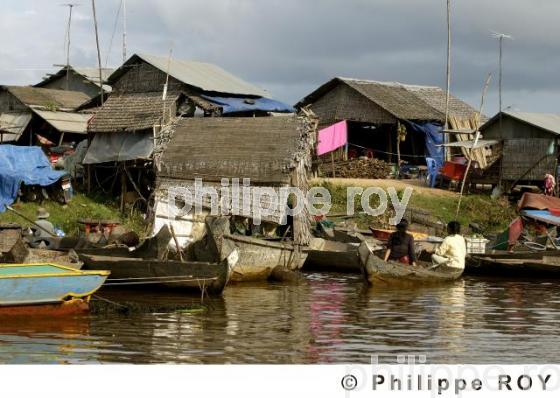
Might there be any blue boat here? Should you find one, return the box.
[0,264,109,307]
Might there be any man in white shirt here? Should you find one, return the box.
[432,221,467,271]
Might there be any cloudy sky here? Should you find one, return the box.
[0,0,558,114]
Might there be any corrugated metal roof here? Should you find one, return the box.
[36,66,114,92]
[32,109,92,134]
[0,113,32,142]
[134,53,269,97]
[504,112,560,135]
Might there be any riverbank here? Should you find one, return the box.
[313,178,516,233]
[0,194,145,236]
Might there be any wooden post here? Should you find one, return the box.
[331,152,336,178]
[120,168,126,213]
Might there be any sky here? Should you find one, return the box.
[0,0,558,114]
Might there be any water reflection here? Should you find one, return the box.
[1,275,560,364]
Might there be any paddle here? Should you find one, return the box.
[6,206,57,238]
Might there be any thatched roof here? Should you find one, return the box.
[158,116,313,185]
[88,92,182,133]
[297,77,481,123]
[2,86,90,111]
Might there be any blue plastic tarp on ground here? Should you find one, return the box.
[202,95,294,114]
[0,145,66,212]
[406,121,444,167]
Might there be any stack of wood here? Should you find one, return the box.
[323,158,392,179]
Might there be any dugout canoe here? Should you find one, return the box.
[79,253,236,295]
[358,242,463,286]
[466,251,560,278]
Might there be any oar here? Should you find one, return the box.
[6,206,57,237]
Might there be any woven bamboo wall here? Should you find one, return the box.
[501,138,557,181]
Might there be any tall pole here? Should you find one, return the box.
[444,0,452,162]
[122,0,127,63]
[91,0,104,106]
[493,32,512,188]
[63,4,78,90]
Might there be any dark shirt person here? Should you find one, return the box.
[384,219,417,266]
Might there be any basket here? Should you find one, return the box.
[465,237,489,254]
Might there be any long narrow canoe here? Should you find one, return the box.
[358,242,463,286]
[466,251,560,277]
[79,254,235,295]
[0,264,108,307]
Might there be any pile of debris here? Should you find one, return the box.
[322,158,392,179]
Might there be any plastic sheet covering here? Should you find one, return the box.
[83,132,154,164]
[201,95,294,114]
[406,121,444,167]
[0,145,66,212]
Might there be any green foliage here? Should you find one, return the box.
[0,193,147,237]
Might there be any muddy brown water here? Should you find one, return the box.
[1,273,560,364]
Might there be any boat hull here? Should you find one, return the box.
[0,298,89,317]
[466,251,560,278]
[224,235,309,282]
[80,254,233,295]
[358,242,463,286]
[303,240,362,273]
[0,264,108,306]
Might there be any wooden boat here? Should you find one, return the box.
[466,250,560,278]
[304,239,363,273]
[0,263,108,314]
[79,253,236,295]
[194,217,318,282]
[358,242,463,286]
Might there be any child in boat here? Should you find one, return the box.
[432,221,466,271]
[384,219,417,266]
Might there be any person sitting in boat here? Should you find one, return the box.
[432,221,466,271]
[384,219,417,266]
[33,208,56,239]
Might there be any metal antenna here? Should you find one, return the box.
[492,32,513,115]
[61,3,80,90]
[492,31,513,188]
[123,0,128,63]
[443,0,452,161]
[91,0,104,106]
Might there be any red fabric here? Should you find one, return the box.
[441,161,467,181]
[397,256,411,265]
[508,217,524,245]
[517,193,560,211]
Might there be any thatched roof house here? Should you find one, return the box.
[296,77,481,167]
[85,53,293,165]
[297,77,479,126]
[153,115,316,247]
[0,85,91,145]
[35,66,114,98]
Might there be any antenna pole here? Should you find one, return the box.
[91,0,104,105]
[444,0,452,161]
[63,3,78,90]
[122,0,127,63]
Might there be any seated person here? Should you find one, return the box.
[432,221,466,271]
[384,219,417,266]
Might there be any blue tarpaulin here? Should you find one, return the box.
[0,145,66,212]
[521,210,560,227]
[202,95,294,114]
[406,121,444,167]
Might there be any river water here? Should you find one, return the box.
[1,273,560,364]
